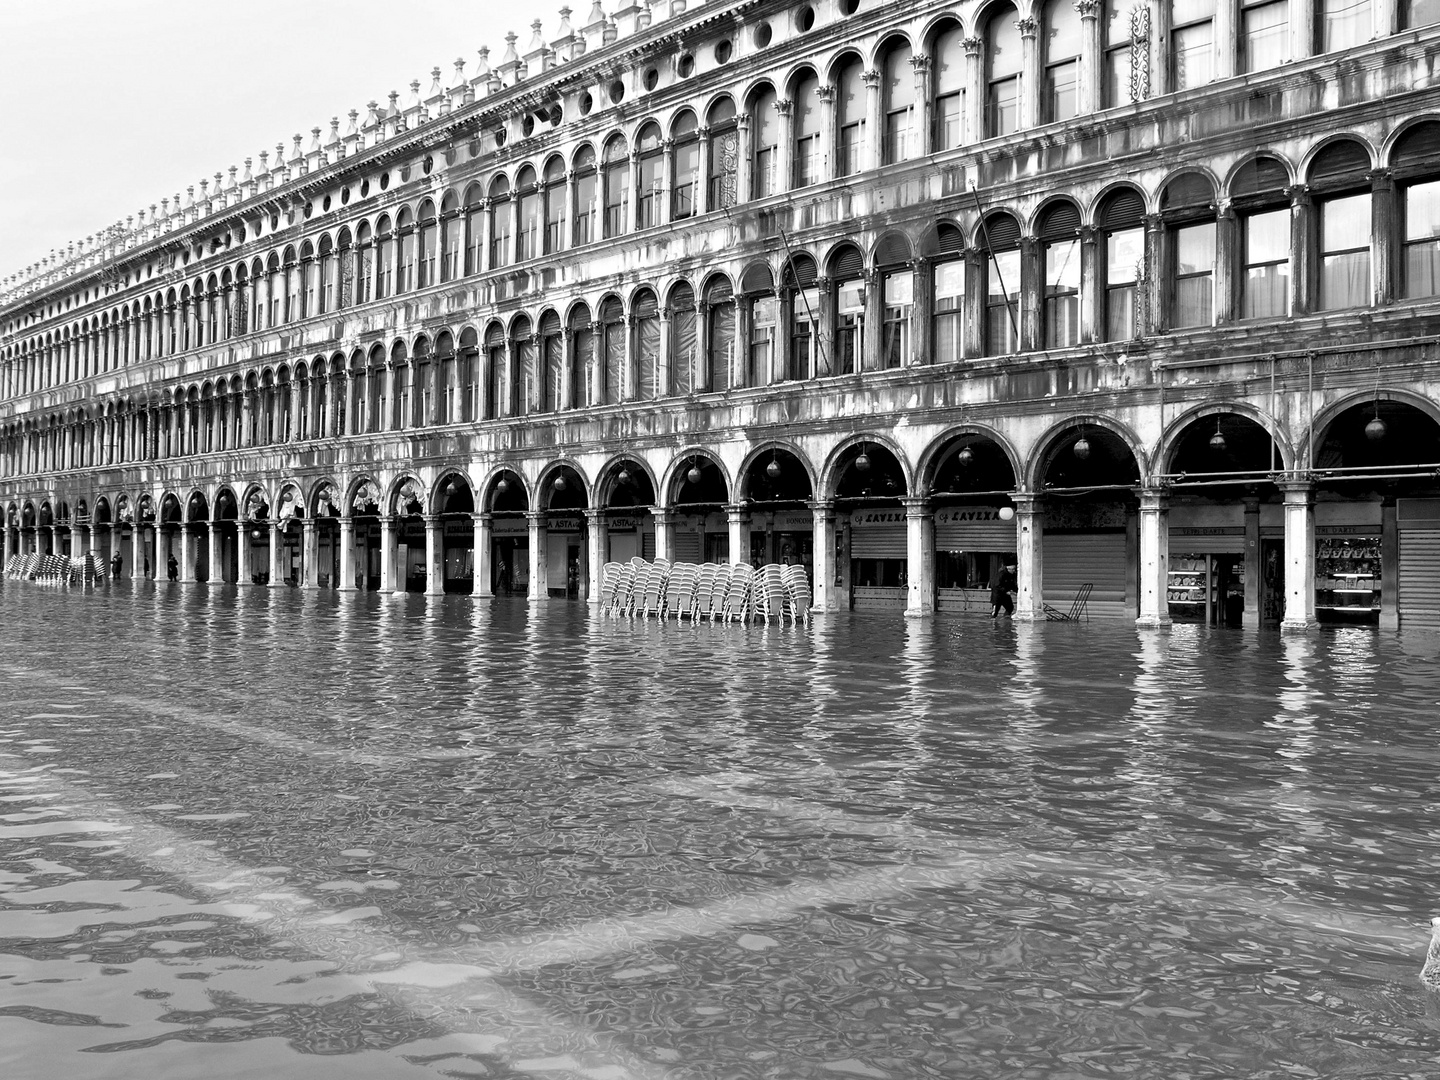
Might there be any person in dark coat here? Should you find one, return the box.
[166,553,179,581]
[990,562,1017,618]
[110,552,122,578]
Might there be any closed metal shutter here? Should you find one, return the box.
[673,530,702,563]
[1044,531,1128,619]
[850,525,906,558]
[1398,499,1440,632]
[934,516,1016,552]
[642,531,655,560]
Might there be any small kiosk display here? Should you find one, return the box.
[1315,535,1381,623]
[1168,552,1244,625]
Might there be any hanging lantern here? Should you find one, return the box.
[687,464,703,485]
[855,451,871,473]
[998,506,1015,521]
[1365,414,1387,441]
[618,468,632,487]
[445,478,458,496]
[1072,436,1091,460]
[956,446,975,467]
[1209,418,1227,453]
[766,458,782,480]
[496,476,510,494]
[553,475,568,492]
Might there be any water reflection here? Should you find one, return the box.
[3,583,1440,1080]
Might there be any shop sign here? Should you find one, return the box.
[443,520,471,538]
[491,517,528,537]
[402,519,425,540]
[935,508,1006,525]
[548,514,582,532]
[607,515,644,530]
[1171,526,1244,536]
[771,511,813,530]
[851,510,907,526]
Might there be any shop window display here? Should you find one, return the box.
[1315,536,1381,622]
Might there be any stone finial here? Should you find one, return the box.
[409,78,423,109]
[185,186,195,207]
[161,197,170,220]
[451,57,467,89]
[243,157,253,182]
[346,109,360,136]
[527,19,545,53]
[386,90,400,117]
[476,45,491,78]
[365,100,380,127]
[557,5,574,35]
[291,134,304,162]
[429,66,444,97]
[603,15,618,43]
[309,126,322,152]
[584,0,606,30]
[502,31,520,64]
[327,117,341,145]
[228,165,238,189]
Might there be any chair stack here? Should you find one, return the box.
[592,559,813,623]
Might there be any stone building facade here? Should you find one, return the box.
[4,0,1440,632]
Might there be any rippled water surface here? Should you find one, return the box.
[4,582,1440,1079]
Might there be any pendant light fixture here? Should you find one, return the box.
[1209,416,1227,453]
[1072,426,1091,461]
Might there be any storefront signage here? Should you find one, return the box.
[1172,526,1244,536]
[606,515,645,531]
[851,511,907,526]
[443,520,471,537]
[548,514,582,532]
[934,508,1007,524]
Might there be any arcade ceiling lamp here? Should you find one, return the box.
[444,478,459,496]
[553,475,568,492]
[687,461,703,485]
[1072,428,1092,460]
[855,445,872,473]
[617,467,633,486]
[1366,402,1387,441]
[496,476,510,494]
[998,505,1015,521]
[1209,417,1227,453]
[957,446,975,467]
[766,455,782,479]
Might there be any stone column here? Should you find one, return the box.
[862,270,882,371]
[1370,168,1395,307]
[527,511,547,600]
[775,98,794,192]
[177,525,193,582]
[652,507,675,563]
[1078,0,1102,114]
[809,500,835,613]
[862,69,882,172]
[378,515,395,593]
[1280,480,1317,633]
[1079,225,1100,343]
[1288,185,1313,316]
[1018,16,1039,130]
[585,508,607,604]
[696,126,712,215]
[911,54,934,156]
[268,520,283,586]
[1291,0,1314,63]
[1376,0,1400,37]
[339,516,356,591]
[816,86,836,182]
[424,514,444,595]
[1013,493,1045,621]
[474,513,493,598]
[735,113,753,203]
[1243,497,1261,627]
[207,520,220,584]
[908,259,931,366]
[903,497,935,619]
[1135,487,1171,628]
[814,276,834,378]
[1019,236,1042,352]
[1213,0,1236,81]
[302,518,318,588]
[726,504,750,566]
[132,529,145,581]
[1143,213,1164,336]
[1214,203,1237,325]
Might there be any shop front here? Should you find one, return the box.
[848,508,907,611]
[934,505,1016,616]
[1166,503,1247,626]
[1313,499,1383,626]
[546,513,583,597]
[442,518,475,593]
[605,512,654,564]
[748,509,813,577]
[1042,500,1132,620]
[1397,497,1440,631]
[491,514,529,595]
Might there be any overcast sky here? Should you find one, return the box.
[0,0,567,281]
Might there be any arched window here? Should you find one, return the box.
[458,328,479,422]
[374,217,393,299]
[573,145,597,246]
[569,304,594,407]
[1098,189,1146,339]
[752,86,780,198]
[881,39,915,164]
[516,166,540,261]
[440,193,462,282]
[742,263,777,384]
[179,286,192,351]
[933,25,966,151]
[300,242,317,317]
[334,229,350,310]
[489,176,512,268]
[876,234,913,368]
[539,311,562,411]
[395,207,415,293]
[1394,122,1440,299]
[932,223,966,364]
[1319,0,1371,51]
[602,135,629,238]
[636,124,663,228]
[784,255,819,380]
[391,342,410,429]
[1242,0,1289,73]
[986,7,1022,138]
[355,222,373,305]
[249,259,265,326]
[1044,0,1082,124]
[1039,204,1080,348]
[463,185,484,274]
[318,235,335,314]
[417,200,437,287]
[705,278,735,392]
[829,245,865,374]
[434,332,454,425]
[284,248,300,321]
[1171,0,1216,89]
[834,57,865,177]
[669,283,697,395]
[634,289,660,399]
[792,74,821,187]
[484,323,505,420]
[266,253,283,326]
[1233,156,1291,319]
[512,316,535,415]
[206,277,219,342]
[672,112,700,218]
[412,338,431,427]
[707,98,741,209]
[600,297,625,404]
[981,213,1021,355]
[1309,140,1372,311]
[543,157,565,254]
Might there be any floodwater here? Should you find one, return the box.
[2,585,1440,1080]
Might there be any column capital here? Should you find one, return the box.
[807,498,836,516]
[422,514,441,527]
[1367,167,1394,189]
[861,68,881,88]
[909,53,932,73]
[1278,478,1314,499]
[816,84,836,103]
[651,505,675,523]
[1015,15,1038,36]
[1009,491,1044,512]
[582,507,607,523]
[525,510,547,525]
[338,514,353,526]
[901,496,931,516]
[1285,183,1312,206]
[724,503,749,520]
[472,511,491,525]
[1137,486,1170,509]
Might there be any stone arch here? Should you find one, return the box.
[916,423,1024,493]
[1305,387,1440,470]
[536,458,592,511]
[1025,413,1147,490]
[595,454,659,507]
[1155,401,1295,474]
[387,474,427,516]
[819,432,915,500]
[662,446,733,508]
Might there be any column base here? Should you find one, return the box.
[1014,610,1042,623]
[1135,614,1172,629]
[1242,609,1260,628]
[1280,616,1319,634]
[425,587,446,597]
[903,606,933,619]
[338,584,357,593]
[1379,610,1399,632]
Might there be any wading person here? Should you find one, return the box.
[990,562,1017,618]
[110,552,122,579]
[166,553,178,581]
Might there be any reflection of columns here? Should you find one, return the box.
[810,500,836,613]
[132,528,145,580]
[474,513,493,598]
[903,497,934,619]
[207,520,219,584]
[1243,497,1261,627]
[268,520,283,586]
[379,515,395,593]
[1380,496,1399,632]
[1013,493,1045,621]
[527,511,547,600]
[652,507,675,563]
[1280,480,1317,633]
[1135,487,1171,629]
[179,526,194,582]
[339,516,356,591]
[585,508,607,604]
[302,518,318,588]
[726,504,749,566]
[424,514,444,595]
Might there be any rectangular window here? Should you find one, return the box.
[1105,2,1137,107]
[603,168,629,238]
[673,141,699,217]
[1045,60,1079,124]
[1044,239,1081,348]
[935,93,962,151]
[1171,0,1216,89]
[988,76,1019,137]
[443,218,463,280]
[790,287,818,379]
[1243,207,1291,319]
[884,111,913,165]
[933,260,965,364]
[795,133,820,187]
[638,154,662,228]
[839,123,862,177]
[464,212,482,274]
[574,173,596,246]
[754,146,776,199]
[750,296,777,384]
[986,249,1020,355]
[1405,179,1440,298]
[1319,193,1371,310]
[1322,0,1371,50]
[1105,226,1144,339]
[1242,0,1290,72]
[490,211,511,269]
[1172,222,1215,328]
[882,271,913,368]
[321,258,335,313]
[397,233,416,293]
[1412,0,1440,29]
[836,281,864,374]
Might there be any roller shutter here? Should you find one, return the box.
[1044,531,1128,619]
[934,509,1016,552]
[1398,499,1440,632]
[673,530,702,563]
[850,520,907,558]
